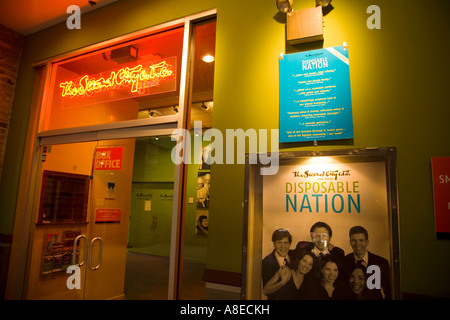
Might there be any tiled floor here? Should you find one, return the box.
[123,251,241,300]
[123,251,206,300]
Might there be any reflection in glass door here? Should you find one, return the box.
[180,18,216,300]
[124,136,176,299]
[26,136,176,299]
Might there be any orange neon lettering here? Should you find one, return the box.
[59,60,174,98]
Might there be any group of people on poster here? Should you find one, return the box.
[262,222,391,300]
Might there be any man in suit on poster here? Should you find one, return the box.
[262,228,295,299]
[342,226,392,300]
[295,221,345,280]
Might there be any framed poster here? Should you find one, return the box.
[242,148,401,300]
[197,171,211,209]
[279,45,353,143]
[195,210,209,236]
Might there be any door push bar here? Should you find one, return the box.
[72,235,103,271]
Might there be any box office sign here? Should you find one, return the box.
[94,147,123,170]
[431,157,450,239]
[242,148,401,300]
[279,46,353,143]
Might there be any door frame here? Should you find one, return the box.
[5,8,217,300]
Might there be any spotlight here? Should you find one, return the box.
[173,106,179,114]
[194,128,202,137]
[88,1,97,6]
[201,102,209,110]
[315,0,332,6]
[276,0,293,13]
[148,109,162,118]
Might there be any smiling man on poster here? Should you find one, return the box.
[342,226,391,299]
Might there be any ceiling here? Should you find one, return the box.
[0,0,119,35]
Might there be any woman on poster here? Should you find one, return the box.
[310,256,348,300]
[289,250,316,299]
[263,249,316,300]
[346,263,377,300]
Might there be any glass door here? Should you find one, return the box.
[26,135,176,300]
[123,136,177,299]
[83,138,136,300]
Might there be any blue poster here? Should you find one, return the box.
[279,45,353,143]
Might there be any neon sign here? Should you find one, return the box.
[59,58,175,98]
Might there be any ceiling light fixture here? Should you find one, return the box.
[88,1,97,6]
[148,109,162,118]
[276,0,293,13]
[194,128,202,137]
[201,54,215,63]
[173,106,179,114]
[201,102,209,110]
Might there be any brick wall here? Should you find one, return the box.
[0,24,23,179]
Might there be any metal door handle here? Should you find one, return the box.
[88,237,103,271]
[72,235,87,266]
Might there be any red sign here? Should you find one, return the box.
[95,208,121,223]
[95,147,123,170]
[431,157,450,238]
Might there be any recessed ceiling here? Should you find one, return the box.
[0,0,119,36]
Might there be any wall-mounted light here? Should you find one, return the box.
[315,0,332,6]
[276,0,293,13]
[201,54,215,63]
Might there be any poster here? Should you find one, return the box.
[197,171,210,209]
[243,150,400,300]
[431,157,450,239]
[196,171,210,237]
[195,210,209,236]
[106,182,116,199]
[41,231,81,275]
[279,45,353,143]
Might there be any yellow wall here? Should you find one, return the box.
[2,0,450,298]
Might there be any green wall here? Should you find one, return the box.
[1,0,449,298]
[128,137,208,262]
[128,138,175,255]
